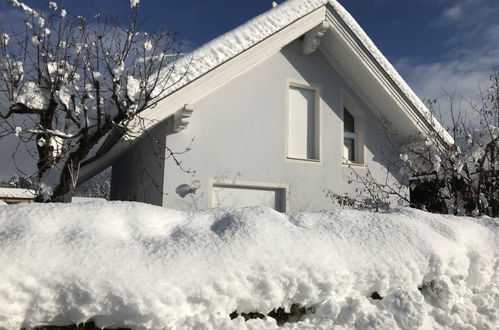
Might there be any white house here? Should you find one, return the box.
[78,0,452,212]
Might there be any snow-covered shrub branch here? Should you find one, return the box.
[0,0,189,202]
[324,163,405,212]
[0,173,35,189]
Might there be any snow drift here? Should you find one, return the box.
[0,202,497,329]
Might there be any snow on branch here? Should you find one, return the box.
[130,0,140,9]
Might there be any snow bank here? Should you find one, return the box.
[0,203,497,329]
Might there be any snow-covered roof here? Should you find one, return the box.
[169,0,330,91]
[0,187,36,199]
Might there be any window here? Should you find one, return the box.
[212,183,287,212]
[343,108,356,162]
[287,84,320,161]
[342,94,365,164]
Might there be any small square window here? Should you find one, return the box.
[212,183,287,212]
[342,95,365,165]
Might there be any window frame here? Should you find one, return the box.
[285,79,322,163]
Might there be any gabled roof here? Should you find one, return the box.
[79,0,453,183]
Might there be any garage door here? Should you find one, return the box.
[212,184,286,212]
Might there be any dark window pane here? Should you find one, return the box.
[344,108,355,133]
[344,138,355,161]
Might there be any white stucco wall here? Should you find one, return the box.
[155,39,405,212]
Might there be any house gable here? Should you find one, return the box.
[79,0,451,185]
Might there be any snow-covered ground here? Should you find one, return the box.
[0,202,497,329]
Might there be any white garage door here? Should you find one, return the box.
[212,184,285,212]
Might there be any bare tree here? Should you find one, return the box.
[332,73,499,217]
[0,0,189,202]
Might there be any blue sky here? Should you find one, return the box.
[0,0,498,177]
[1,0,497,101]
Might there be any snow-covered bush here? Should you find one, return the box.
[338,73,499,217]
[4,174,35,189]
[402,74,498,217]
[0,0,188,202]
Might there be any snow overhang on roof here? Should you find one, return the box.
[78,0,453,183]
